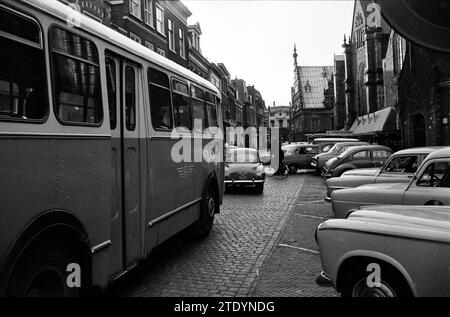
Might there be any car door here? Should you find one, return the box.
[375,154,418,184]
[351,150,372,169]
[305,146,318,167]
[403,160,450,205]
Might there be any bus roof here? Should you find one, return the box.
[21,0,220,97]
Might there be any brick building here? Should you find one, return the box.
[397,44,450,147]
[58,0,112,24]
[333,55,346,131]
[109,0,191,67]
[340,0,399,146]
[188,22,210,79]
[291,46,335,141]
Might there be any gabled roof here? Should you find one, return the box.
[298,66,334,109]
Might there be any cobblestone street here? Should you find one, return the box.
[105,172,336,297]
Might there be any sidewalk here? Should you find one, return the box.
[249,173,338,297]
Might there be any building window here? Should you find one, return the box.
[311,118,319,130]
[305,83,311,93]
[156,4,164,35]
[157,47,165,57]
[144,0,153,27]
[145,41,154,50]
[129,32,141,44]
[179,28,185,58]
[129,0,142,20]
[168,19,175,51]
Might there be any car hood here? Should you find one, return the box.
[320,205,450,243]
[342,167,380,177]
[225,163,263,173]
[356,182,409,191]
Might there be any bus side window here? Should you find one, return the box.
[148,67,173,131]
[0,8,47,121]
[105,58,117,130]
[125,66,136,131]
[191,85,207,132]
[172,80,192,130]
[205,91,218,128]
[50,27,102,125]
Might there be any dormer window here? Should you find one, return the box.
[305,82,311,93]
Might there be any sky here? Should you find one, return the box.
[184,0,355,107]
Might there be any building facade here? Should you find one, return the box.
[341,0,399,146]
[291,46,335,141]
[333,55,346,130]
[109,0,191,67]
[58,0,112,24]
[188,22,210,79]
[269,105,291,142]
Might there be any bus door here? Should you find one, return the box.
[106,54,142,276]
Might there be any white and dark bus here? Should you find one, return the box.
[0,0,223,296]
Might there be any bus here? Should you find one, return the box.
[0,0,224,296]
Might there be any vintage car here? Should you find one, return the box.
[331,147,450,219]
[324,147,443,201]
[312,137,360,153]
[224,148,266,194]
[322,145,393,178]
[311,141,369,172]
[282,144,319,174]
[316,205,450,297]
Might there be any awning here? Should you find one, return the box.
[349,107,397,135]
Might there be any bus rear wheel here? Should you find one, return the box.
[7,237,83,297]
[193,183,218,238]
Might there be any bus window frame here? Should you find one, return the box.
[0,5,49,124]
[48,23,104,128]
[190,84,208,133]
[171,77,193,132]
[148,65,174,133]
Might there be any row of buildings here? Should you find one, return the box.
[290,0,450,150]
[59,0,269,145]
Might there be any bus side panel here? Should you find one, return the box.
[0,136,111,289]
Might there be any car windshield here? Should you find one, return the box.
[226,149,259,163]
[329,144,340,154]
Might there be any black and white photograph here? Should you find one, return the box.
[0,0,449,305]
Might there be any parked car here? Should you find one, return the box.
[311,141,369,172]
[282,144,319,174]
[316,205,450,297]
[330,147,450,219]
[323,145,393,178]
[312,138,360,154]
[224,148,266,194]
[324,147,444,201]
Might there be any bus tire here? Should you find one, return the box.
[193,183,218,238]
[7,236,85,297]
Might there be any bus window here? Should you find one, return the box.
[205,91,218,128]
[105,58,117,130]
[125,66,136,131]
[50,27,102,125]
[0,8,47,121]
[172,80,192,130]
[148,67,173,131]
[191,85,207,131]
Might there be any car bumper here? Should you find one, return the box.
[225,180,265,186]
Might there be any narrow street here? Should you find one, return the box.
[105,172,337,297]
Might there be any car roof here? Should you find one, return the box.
[333,141,369,147]
[421,146,450,160]
[313,138,360,142]
[341,144,392,154]
[393,146,446,156]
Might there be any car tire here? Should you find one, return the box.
[193,183,218,238]
[255,183,264,195]
[288,165,299,175]
[7,237,84,297]
[340,262,412,297]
